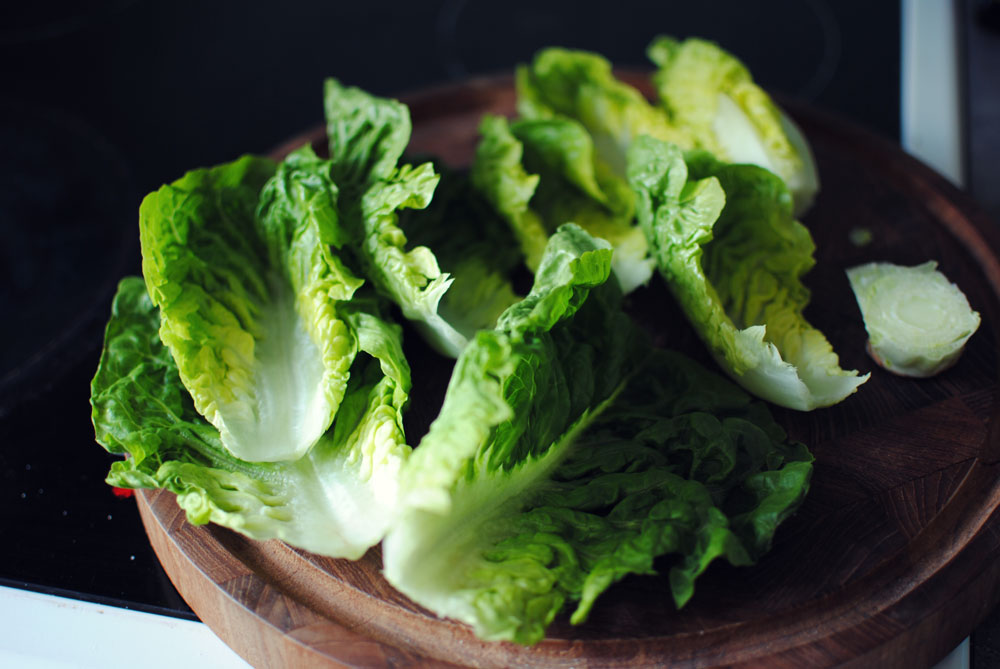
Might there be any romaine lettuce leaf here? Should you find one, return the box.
[516,47,687,179]
[324,79,473,358]
[324,78,412,190]
[472,114,654,293]
[383,225,812,644]
[470,114,550,271]
[91,278,410,559]
[628,136,866,410]
[139,151,363,462]
[401,161,523,342]
[647,36,819,215]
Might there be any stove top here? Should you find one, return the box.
[1,0,996,661]
[0,102,136,416]
[0,98,176,613]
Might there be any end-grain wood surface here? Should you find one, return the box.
[137,75,1000,668]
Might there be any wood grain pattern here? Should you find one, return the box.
[138,74,1000,668]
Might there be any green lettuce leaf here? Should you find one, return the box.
[323,79,477,357]
[91,278,410,559]
[516,47,687,178]
[401,161,523,342]
[139,151,364,462]
[647,36,819,215]
[472,114,654,293]
[628,136,866,410]
[382,225,811,644]
[470,114,550,271]
[324,78,412,191]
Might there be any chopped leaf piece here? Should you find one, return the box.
[846,261,980,377]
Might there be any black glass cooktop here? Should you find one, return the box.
[1,0,995,662]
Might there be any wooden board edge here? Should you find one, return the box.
[136,489,357,668]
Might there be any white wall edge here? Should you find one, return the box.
[901,0,965,186]
[0,585,250,668]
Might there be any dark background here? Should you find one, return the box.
[0,0,997,664]
[0,0,904,203]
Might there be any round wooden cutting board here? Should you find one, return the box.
[137,75,1000,668]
